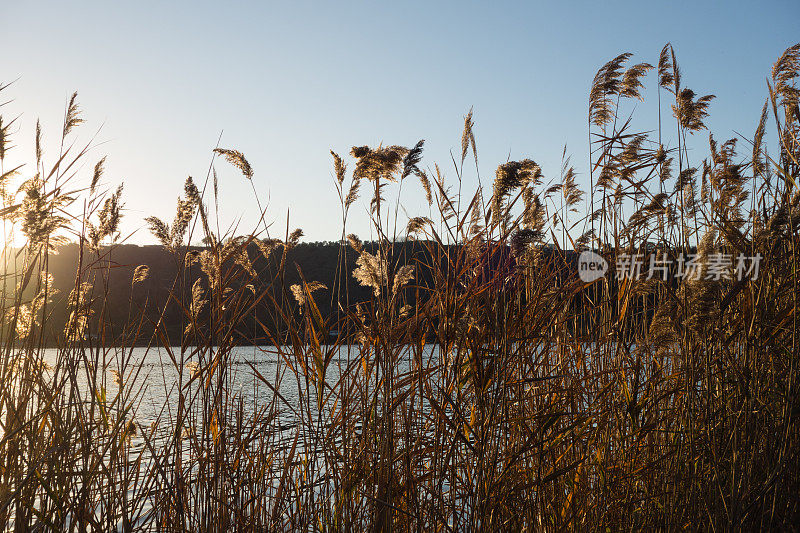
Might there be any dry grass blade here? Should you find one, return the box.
[0,41,798,533]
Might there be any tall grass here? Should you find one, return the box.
[0,42,798,530]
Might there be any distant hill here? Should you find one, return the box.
[5,241,437,346]
[4,241,591,346]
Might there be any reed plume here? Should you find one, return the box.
[213,148,254,179]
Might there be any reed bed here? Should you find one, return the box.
[0,43,799,531]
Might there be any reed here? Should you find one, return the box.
[0,42,798,531]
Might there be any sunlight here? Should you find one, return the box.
[0,223,25,251]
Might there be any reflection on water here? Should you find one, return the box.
[38,344,431,454]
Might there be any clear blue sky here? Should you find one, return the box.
[2,1,797,244]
